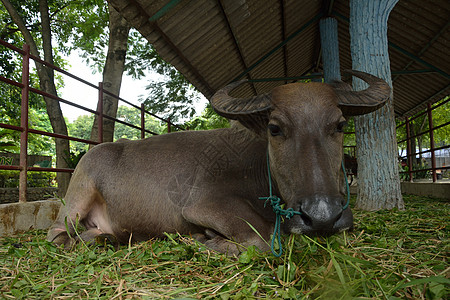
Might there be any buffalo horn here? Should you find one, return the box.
[210,80,272,119]
[336,70,391,116]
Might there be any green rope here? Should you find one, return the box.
[259,152,351,257]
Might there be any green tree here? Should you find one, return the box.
[66,114,94,154]
[1,0,72,195]
[183,105,229,131]
[67,106,166,153]
[114,105,165,140]
[432,97,450,146]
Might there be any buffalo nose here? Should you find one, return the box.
[290,195,352,235]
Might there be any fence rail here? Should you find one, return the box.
[343,97,449,183]
[0,40,181,202]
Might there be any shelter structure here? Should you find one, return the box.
[108,0,449,117]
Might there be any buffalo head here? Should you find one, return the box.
[210,70,390,236]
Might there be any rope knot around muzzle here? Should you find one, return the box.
[261,196,302,219]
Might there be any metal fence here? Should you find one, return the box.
[397,98,450,182]
[343,98,449,183]
[0,40,180,202]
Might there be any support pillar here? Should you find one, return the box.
[350,0,404,210]
[319,17,341,83]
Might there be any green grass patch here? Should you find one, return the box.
[1,195,448,299]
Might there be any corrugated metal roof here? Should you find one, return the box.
[109,0,449,117]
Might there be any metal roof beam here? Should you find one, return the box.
[391,69,436,75]
[248,74,323,83]
[247,69,434,83]
[280,0,288,84]
[400,84,450,117]
[148,0,182,22]
[388,42,450,80]
[333,11,450,80]
[323,0,335,16]
[393,20,450,83]
[232,12,323,82]
[217,0,257,95]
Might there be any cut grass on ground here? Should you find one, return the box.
[0,194,449,299]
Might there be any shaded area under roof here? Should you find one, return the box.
[108,0,450,117]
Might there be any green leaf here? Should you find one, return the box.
[390,276,450,295]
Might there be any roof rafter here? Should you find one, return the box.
[279,0,288,84]
[216,0,257,94]
[232,12,323,83]
[393,20,450,83]
[333,11,450,80]
[401,84,450,117]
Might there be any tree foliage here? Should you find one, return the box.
[114,105,166,139]
[124,30,204,122]
[183,104,229,131]
[67,106,166,154]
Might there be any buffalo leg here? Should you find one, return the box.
[182,199,273,255]
[47,174,112,248]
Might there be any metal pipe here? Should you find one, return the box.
[405,117,413,182]
[397,120,450,143]
[141,103,145,139]
[148,0,182,22]
[98,82,104,143]
[427,103,437,182]
[28,128,99,145]
[0,123,24,132]
[19,44,30,203]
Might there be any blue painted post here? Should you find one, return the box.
[350,0,404,210]
[320,17,341,83]
[320,16,348,192]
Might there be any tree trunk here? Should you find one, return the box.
[38,0,70,197]
[2,0,71,196]
[350,0,404,211]
[90,3,130,144]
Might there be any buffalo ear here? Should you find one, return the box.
[333,70,391,116]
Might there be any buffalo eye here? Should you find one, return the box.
[336,121,347,133]
[268,124,283,136]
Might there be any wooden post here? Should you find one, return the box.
[19,44,30,203]
[350,0,404,210]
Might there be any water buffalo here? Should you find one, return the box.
[47,70,390,255]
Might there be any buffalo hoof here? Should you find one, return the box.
[94,233,120,250]
[49,231,76,250]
